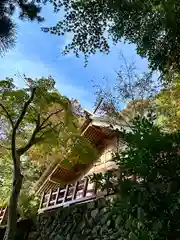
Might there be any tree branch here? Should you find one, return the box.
[17,104,64,156]
[39,122,63,140]
[39,122,52,131]
[12,88,36,164]
[17,137,41,155]
[14,88,36,131]
[120,52,137,115]
[0,103,14,127]
[0,144,11,150]
[17,113,41,155]
[17,108,64,156]
[39,108,63,129]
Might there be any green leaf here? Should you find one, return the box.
[129,232,137,240]
[152,220,162,232]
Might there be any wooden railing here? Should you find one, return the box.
[0,207,7,225]
[38,178,101,213]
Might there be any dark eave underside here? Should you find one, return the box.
[35,122,117,195]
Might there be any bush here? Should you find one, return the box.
[92,115,180,239]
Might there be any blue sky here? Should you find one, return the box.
[0,4,150,111]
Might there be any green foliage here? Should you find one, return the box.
[0,76,76,154]
[156,75,180,132]
[89,171,118,195]
[18,191,40,218]
[0,155,12,207]
[45,0,180,74]
[0,154,42,215]
[0,0,16,54]
[0,76,96,220]
[92,115,180,239]
[62,134,98,167]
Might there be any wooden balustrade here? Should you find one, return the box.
[0,207,7,225]
[38,178,99,213]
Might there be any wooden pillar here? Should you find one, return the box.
[46,189,52,207]
[39,192,45,209]
[72,181,79,200]
[55,187,60,204]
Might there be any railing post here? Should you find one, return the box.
[55,187,60,205]
[93,182,98,195]
[63,185,69,203]
[72,181,79,200]
[46,189,52,207]
[0,208,3,224]
[39,192,45,209]
[0,208,2,216]
[83,178,88,197]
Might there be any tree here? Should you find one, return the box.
[113,117,180,239]
[93,54,159,122]
[155,75,180,132]
[0,0,44,54]
[93,54,180,133]
[91,115,180,239]
[0,76,96,240]
[0,153,42,216]
[44,0,180,75]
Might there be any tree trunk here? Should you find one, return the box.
[3,154,23,240]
